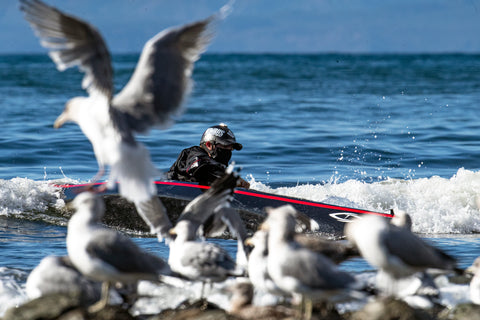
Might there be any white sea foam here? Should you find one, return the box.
[2,168,480,234]
[0,267,28,316]
[0,177,70,218]
[250,168,480,234]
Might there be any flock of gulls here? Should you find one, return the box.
[15,0,480,319]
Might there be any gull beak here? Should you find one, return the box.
[168,228,178,241]
[54,111,69,129]
[465,265,477,275]
[244,237,253,246]
[259,222,269,231]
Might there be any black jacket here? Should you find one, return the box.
[167,146,226,186]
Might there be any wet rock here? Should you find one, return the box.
[448,273,473,285]
[311,302,345,320]
[147,299,241,320]
[80,305,135,320]
[349,297,434,320]
[3,293,138,320]
[148,309,239,320]
[3,293,82,320]
[437,303,480,320]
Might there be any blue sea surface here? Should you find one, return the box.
[1,53,480,313]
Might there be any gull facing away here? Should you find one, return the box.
[262,205,357,319]
[345,214,458,279]
[344,213,459,296]
[67,192,171,312]
[19,0,226,237]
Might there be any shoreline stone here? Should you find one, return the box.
[5,293,479,320]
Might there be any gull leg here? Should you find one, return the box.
[88,281,110,313]
[200,281,206,299]
[71,166,107,196]
[90,165,105,185]
[295,295,304,320]
[88,166,108,193]
[304,296,313,320]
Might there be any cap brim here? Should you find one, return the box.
[233,143,243,150]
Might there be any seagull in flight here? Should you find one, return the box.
[20,0,224,204]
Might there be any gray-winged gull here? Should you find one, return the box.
[67,191,171,312]
[260,205,358,264]
[20,0,226,239]
[168,219,243,297]
[344,214,458,296]
[261,205,357,319]
[26,255,101,305]
[244,227,358,308]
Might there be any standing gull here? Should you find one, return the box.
[168,219,243,298]
[262,205,357,319]
[345,214,459,296]
[67,191,171,312]
[20,0,225,239]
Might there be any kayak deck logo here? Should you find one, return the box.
[329,212,362,223]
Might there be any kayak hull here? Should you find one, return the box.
[60,180,393,237]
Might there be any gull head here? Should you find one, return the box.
[169,220,198,242]
[390,209,413,230]
[262,205,298,241]
[54,97,86,128]
[344,214,389,252]
[245,229,268,248]
[467,257,480,275]
[71,191,105,222]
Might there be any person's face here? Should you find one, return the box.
[212,143,233,165]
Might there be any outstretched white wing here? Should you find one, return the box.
[111,16,216,133]
[20,0,113,99]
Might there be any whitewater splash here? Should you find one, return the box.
[0,177,71,222]
[2,168,480,234]
[251,168,480,234]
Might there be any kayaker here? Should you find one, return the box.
[167,123,250,189]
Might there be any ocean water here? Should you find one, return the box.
[1,53,480,314]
